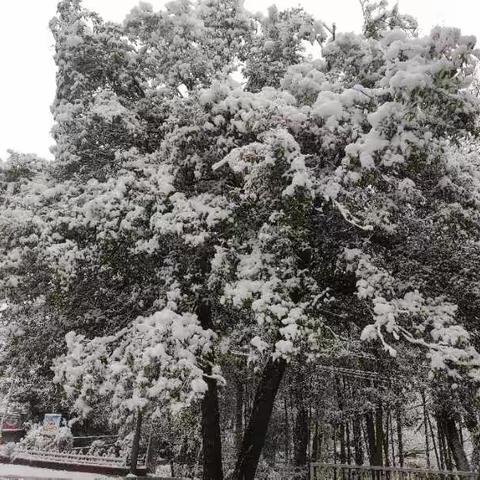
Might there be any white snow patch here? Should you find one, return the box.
[0,463,109,479]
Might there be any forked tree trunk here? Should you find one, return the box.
[197,300,223,480]
[232,357,287,480]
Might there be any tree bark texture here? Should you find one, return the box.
[293,374,309,466]
[232,357,287,480]
[130,410,143,475]
[440,411,470,471]
[198,300,224,480]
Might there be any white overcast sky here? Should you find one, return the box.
[1,0,479,160]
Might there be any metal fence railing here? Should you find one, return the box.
[309,463,480,480]
[14,448,130,467]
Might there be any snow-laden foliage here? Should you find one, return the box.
[19,424,73,452]
[54,309,219,419]
[1,0,480,442]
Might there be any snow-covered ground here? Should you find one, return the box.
[0,463,112,479]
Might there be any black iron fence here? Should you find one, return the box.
[309,463,480,480]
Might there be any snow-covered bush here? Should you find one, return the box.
[53,309,221,421]
[18,424,73,452]
[19,424,54,451]
[54,426,74,452]
[0,442,17,460]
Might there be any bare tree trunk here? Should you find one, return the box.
[441,412,470,471]
[198,300,223,480]
[293,392,309,466]
[396,407,404,467]
[232,358,287,480]
[388,411,396,467]
[436,415,448,470]
[307,405,312,463]
[375,405,384,466]
[346,420,352,465]
[362,421,371,466]
[313,421,323,461]
[235,380,244,454]
[421,392,431,468]
[427,413,440,469]
[365,411,377,465]
[383,410,389,467]
[353,416,364,465]
[336,378,346,464]
[284,396,290,463]
[340,423,346,464]
[462,401,480,469]
[200,367,223,480]
[130,410,143,475]
[333,425,337,464]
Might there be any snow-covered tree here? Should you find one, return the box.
[2,0,480,478]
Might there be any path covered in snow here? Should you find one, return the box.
[0,463,112,479]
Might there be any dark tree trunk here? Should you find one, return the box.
[441,412,470,471]
[201,375,224,480]
[383,410,389,467]
[462,401,480,469]
[436,415,448,470]
[333,425,338,464]
[313,421,322,461]
[388,411,396,467]
[198,300,223,480]
[365,411,379,465]
[353,417,364,465]
[293,371,309,466]
[235,380,244,454]
[396,407,404,467]
[340,423,346,464]
[421,392,431,468]
[336,378,346,464]
[427,413,440,469]
[375,405,384,466]
[293,398,309,466]
[232,357,287,480]
[130,410,143,475]
[346,420,352,465]
[284,397,290,463]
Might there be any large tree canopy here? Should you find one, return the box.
[1,0,480,479]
